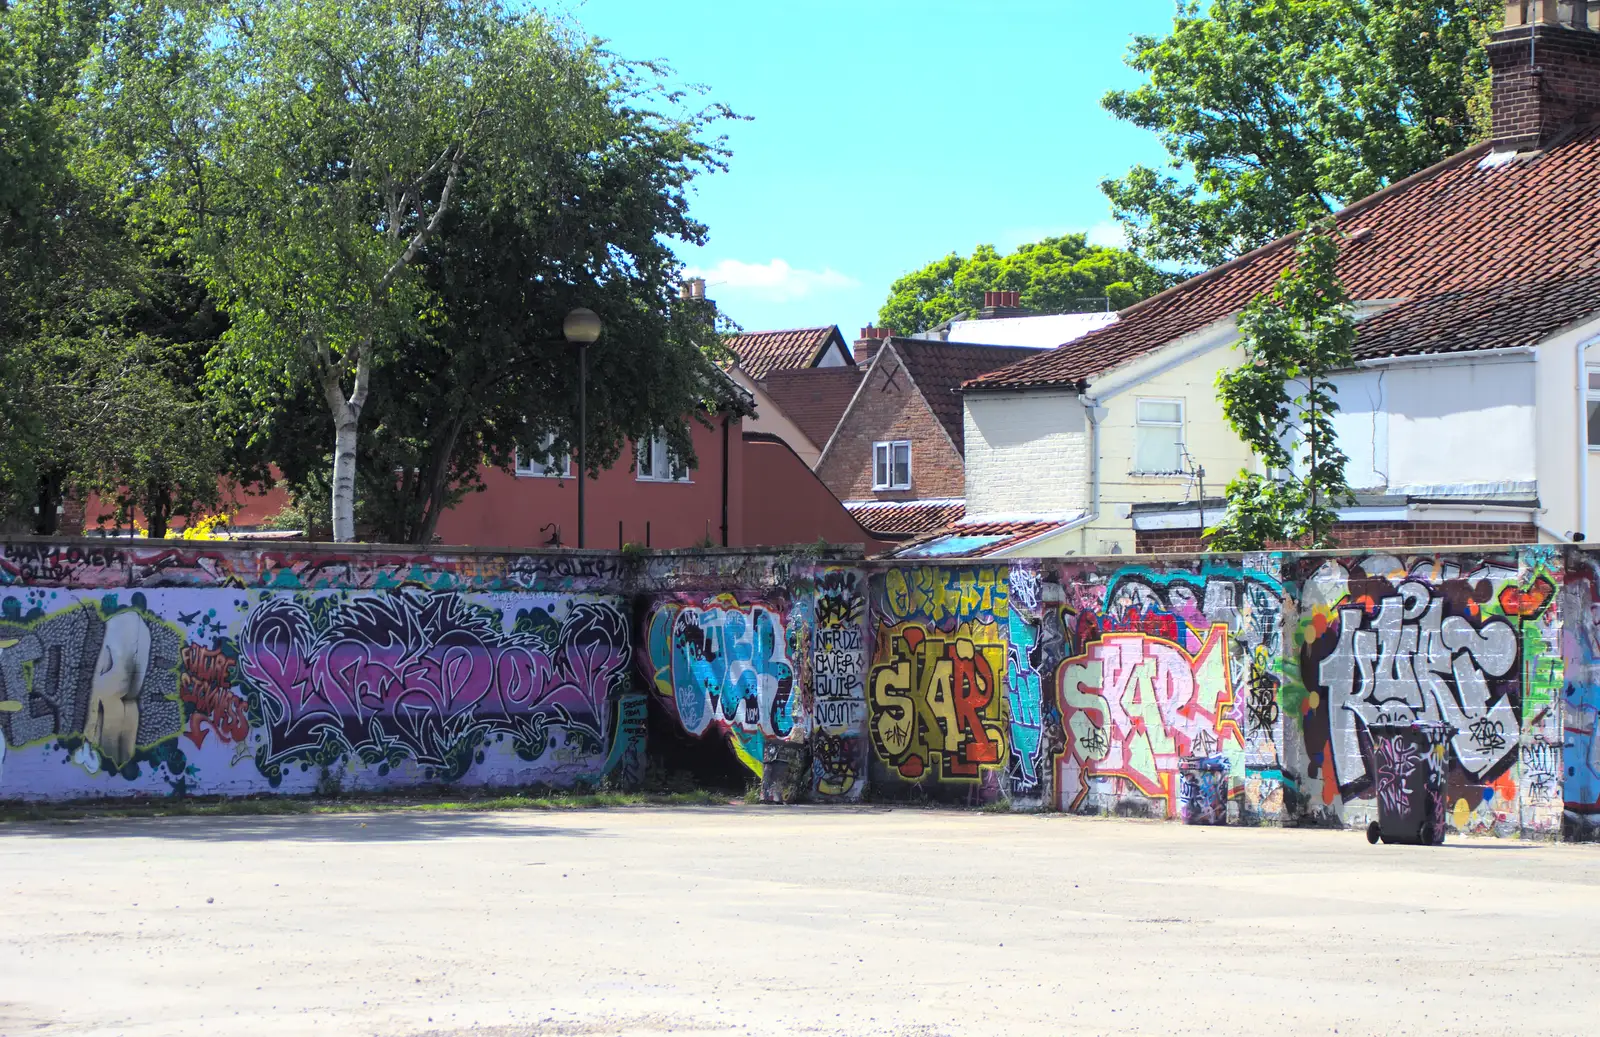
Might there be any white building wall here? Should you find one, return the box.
[1534,313,1600,539]
[963,391,1090,516]
[966,311,1600,555]
[1330,355,1537,495]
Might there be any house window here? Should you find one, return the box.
[1134,398,1185,473]
[1588,369,1600,448]
[873,441,911,490]
[637,433,690,482]
[514,435,571,478]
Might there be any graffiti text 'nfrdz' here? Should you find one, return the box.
[1316,580,1519,787]
[870,624,1006,781]
[1056,625,1239,815]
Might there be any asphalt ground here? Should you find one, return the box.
[1,806,1595,1036]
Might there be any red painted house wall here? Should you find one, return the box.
[438,417,744,550]
[740,433,896,553]
[78,415,886,552]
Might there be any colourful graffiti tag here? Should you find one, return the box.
[0,599,184,776]
[645,596,798,775]
[238,591,626,782]
[870,620,1007,781]
[881,567,1007,626]
[1297,558,1529,804]
[1056,624,1242,817]
[179,643,249,748]
[811,569,867,799]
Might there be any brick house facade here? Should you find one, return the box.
[816,344,963,501]
[815,336,1041,537]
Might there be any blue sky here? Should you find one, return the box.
[550,0,1179,336]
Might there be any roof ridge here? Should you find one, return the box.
[730,325,836,336]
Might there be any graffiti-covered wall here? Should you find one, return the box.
[1562,550,1600,839]
[0,542,642,800]
[867,566,1010,804]
[637,562,869,802]
[1281,549,1564,838]
[861,549,1571,838]
[5,536,1598,839]
[1035,556,1286,821]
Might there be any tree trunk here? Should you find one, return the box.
[323,346,371,543]
[416,415,466,545]
[329,407,359,542]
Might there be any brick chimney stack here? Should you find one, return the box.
[854,325,891,365]
[977,290,1031,319]
[679,277,707,300]
[1489,1,1600,151]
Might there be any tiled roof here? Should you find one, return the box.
[728,327,846,379]
[887,514,1083,558]
[968,124,1600,391]
[887,339,1044,450]
[843,498,965,538]
[761,367,864,450]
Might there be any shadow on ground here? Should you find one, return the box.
[0,811,598,843]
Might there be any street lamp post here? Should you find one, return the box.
[563,307,602,548]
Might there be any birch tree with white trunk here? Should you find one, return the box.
[86,0,578,540]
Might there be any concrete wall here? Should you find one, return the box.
[5,536,1600,841]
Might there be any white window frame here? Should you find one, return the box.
[514,435,572,479]
[636,433,691,483]
[1587,366,1600,451]
[1132,397,1186,475]
[872,440,912,490]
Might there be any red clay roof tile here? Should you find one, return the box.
[843,499,965,538]
[761,367,865,450]
[968,125,1600,391]
[729,327,847,379]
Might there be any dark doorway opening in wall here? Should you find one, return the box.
[642,697,753,794]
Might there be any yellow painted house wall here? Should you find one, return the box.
[996,337,1257,556]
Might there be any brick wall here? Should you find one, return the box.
[1489,23,1600,149]
[963,391,1092,516]
[815,349,965,501]
[1136,520,1540,554]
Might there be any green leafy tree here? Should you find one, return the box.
[877,234,1170,335]
[1102,0,1499,267]
[88,0,734,542]
[1207,219,1356,550]
[0,0,111,524]
[1,0,236,534]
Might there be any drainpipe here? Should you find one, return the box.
[720,414,731,547]
[1080,395,1106,555]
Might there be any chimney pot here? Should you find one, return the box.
[854,326,890,365]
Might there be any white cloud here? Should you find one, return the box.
[1086,220,1130,249]
[990,221,1131,252]
[683,258,857,303]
